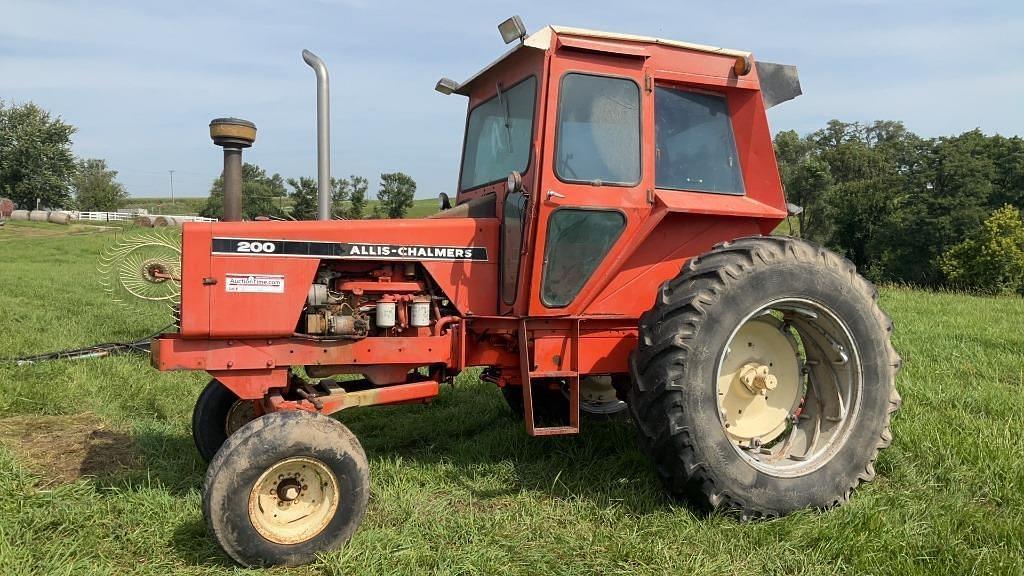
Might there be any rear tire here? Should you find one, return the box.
[628,236,901,517]
[203,410,369,567]
[192,379,257,462]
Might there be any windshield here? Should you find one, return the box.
[459,76,537,191]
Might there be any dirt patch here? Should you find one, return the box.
[0,412,139,486]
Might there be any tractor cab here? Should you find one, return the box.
[435,23,800,317]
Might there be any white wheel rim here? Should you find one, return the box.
[248,456,339,545]
[715,298,863,477]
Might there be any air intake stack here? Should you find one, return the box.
[209,117,257,222]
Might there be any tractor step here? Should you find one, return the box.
[528,370,577,379]
[519,319,581,437]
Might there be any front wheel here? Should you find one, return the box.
[192,379,257,462]
[203,410,369,567]
[629,236,901,517]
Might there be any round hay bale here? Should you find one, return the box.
[135,215,156,228]
[47,211,72,225]
[162,216,184,227]
[10,210,30,221]
[152,216,170,227]
[29,210,50,222]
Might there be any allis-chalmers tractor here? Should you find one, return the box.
[152,18,900,567]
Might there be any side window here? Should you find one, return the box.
[501,191,527,304]
[555,74,641,185]
[541,209,626,308]
[655,86,745,195]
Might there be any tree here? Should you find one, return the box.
[72,159,128,211]
[348,175,368,219]
[374,172,415,219]
[288,177,319,220]
[329,175,369,219]
[940,205,1024,295]
[200,163,286,220]
[330,177,349,219]
[0,100,77,209]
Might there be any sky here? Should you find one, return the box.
[2,0,1023,199]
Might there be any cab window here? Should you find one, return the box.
[655,87,744,195]
[460,77,537,191]
[541,208,625,307]
[555,74,641,186]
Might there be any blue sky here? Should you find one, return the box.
[3,0,1022,199]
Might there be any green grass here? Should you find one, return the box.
[1,220,1023,575]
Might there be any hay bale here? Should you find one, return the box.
[29,210,50,222]
[47,211,71,225]
[10,210,29,221]
[152,216,170,227]
[135,215,156,228]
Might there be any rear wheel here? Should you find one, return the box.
[192,379,258,462]
[203,410,369,567]
[629,236,901,517]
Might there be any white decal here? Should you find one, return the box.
[236,241,277,253]
[225,274,285,293]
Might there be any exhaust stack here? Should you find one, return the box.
[302,49,332,221]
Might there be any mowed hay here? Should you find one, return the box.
[0,412,139,486]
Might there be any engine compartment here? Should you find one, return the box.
[300,262,456,339]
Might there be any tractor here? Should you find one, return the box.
[151,18,901,567]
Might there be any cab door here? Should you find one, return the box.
[526,47,653,316]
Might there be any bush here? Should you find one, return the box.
[940,205,1024,295]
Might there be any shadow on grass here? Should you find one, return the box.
[107,381,688,568]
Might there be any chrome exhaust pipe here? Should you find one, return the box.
[302,49,331,221]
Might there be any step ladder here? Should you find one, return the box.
[518,318,580,436]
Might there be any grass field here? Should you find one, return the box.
[1,219,1023,575]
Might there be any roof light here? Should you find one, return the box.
[498,16,527,44]
[434,77,459,95]
[734,55,752,76]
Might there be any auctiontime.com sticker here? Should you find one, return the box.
[225,274,285,293]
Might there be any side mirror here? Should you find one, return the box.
[439,192,452,211]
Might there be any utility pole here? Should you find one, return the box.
[168,170,175,204]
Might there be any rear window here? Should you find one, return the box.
[555,74,641,186]
[655,87,744,195]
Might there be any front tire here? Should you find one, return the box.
[203,410,369,567]
[629,236,901,517]
[192,379,257,462]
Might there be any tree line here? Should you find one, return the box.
[197,166,416,221]
[776,120,1024,294]
[0,100,418,219]
[1,100,127,211]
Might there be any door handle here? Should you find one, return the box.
[546,190,566,201]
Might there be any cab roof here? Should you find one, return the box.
[454,25,752,96]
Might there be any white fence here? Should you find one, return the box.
[73,211,218,223]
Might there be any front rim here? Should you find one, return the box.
[224,400,255,436]
[715,298,862,477]
[248,456,340,545]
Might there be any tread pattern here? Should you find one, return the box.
[628,236,901,518]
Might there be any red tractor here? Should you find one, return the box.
[153,18,900,567]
